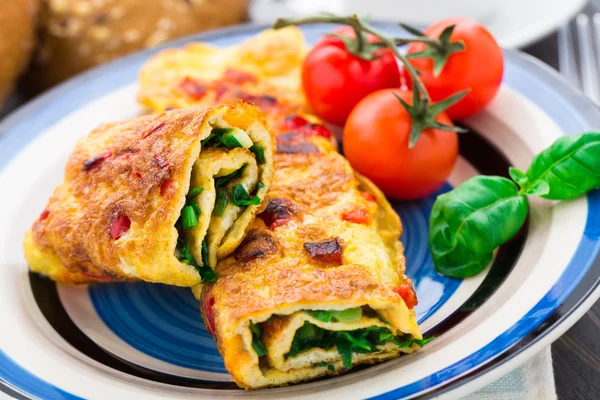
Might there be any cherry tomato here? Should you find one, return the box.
[343,89,458,200]
[394,284,418,309]
[404,18,503,120]
[302,27,401,126]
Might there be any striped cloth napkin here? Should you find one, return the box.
[463,349,556,400]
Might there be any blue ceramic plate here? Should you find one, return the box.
[0,23,598,399]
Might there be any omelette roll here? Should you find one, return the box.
[24,103,274,286]
[197,136,423,389]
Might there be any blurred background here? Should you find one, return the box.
[0,0,596,115]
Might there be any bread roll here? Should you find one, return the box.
[30,0,248,88]
[0,0,38,106]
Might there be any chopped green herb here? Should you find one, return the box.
[257,182,265,190]
[327,364,335,371]
[175,238,216,283]
[181,206,198,229]
[214,165,247,187]
[214,188,229,217]
[232,183,261,207]
[201,132,217,146]
[250,145,266,164]
[197,265,216,284]
[218,128,253,149]
[307,308,362,323]
[314,361,327,367]
[190,201,201,219]
[201,239,210,268]
[220,135,242,149]
[187,187,204,198]
[249,322,268,357]
[249,322,261,337]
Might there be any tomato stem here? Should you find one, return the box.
[273,14,467,147]
[273,14,432,101]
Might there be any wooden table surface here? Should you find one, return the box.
[1,9,599,400]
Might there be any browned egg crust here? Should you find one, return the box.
[26,104,271,285]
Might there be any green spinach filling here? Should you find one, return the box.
[248,308,434,370]
[286,322,432,368]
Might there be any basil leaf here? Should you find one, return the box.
[429,176,528,278]
[515,132,600,199]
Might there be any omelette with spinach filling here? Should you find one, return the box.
[139,27,425,389]
[24,103,274,286]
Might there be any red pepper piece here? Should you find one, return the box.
[283,114,310,130]
[83,151,112,171]
[202,292,216,337]
[133,171,143,180]
[361,192,377,202]
[160,179,175,197]
[342,207,371,224]
[214,85,229,101]
[142,122,165,139]
[110,215,131,239]
[224,68,257,84]
[154,154,169,169]
[393,284,418,309]
[302,123,332,138]
[179,77,206,100]
[39,209,50,221]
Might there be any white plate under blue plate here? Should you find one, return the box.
[0,23,599,400]
[249,0,587,48]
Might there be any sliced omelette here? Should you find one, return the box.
[138,27,424,389]
[24,103,274,286]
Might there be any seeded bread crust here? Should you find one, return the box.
[0,0,38,106]
[29,0,248,88]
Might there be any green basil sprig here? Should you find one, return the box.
[430,132,600,278]
[509,133,600,199]
[429,176,528,278]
